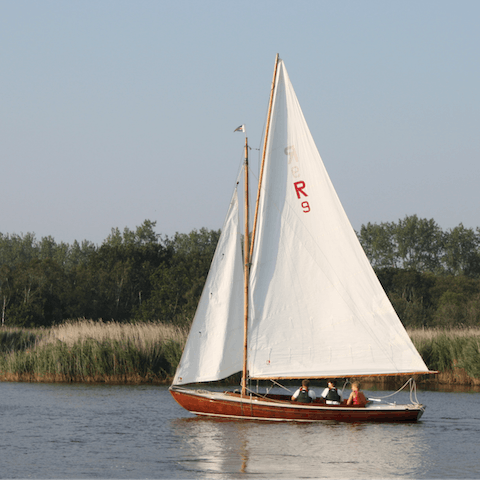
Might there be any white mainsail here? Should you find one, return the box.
[248,59,429,379]
[172,190,244,385]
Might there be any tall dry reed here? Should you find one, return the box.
[45,319,188,348]
[0,320,189,383]
[408,327,480,385]
[3,323,480,385]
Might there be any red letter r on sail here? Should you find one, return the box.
[294,181,308,199]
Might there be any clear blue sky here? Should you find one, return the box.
[1,0,479,245]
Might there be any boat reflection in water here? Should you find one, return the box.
[171,414,429,478]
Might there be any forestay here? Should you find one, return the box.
[248,59,429,379]
[172,190,244,385]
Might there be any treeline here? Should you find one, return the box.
[359,215,480,276]
[0,221,219,328]
[2,215,480,329]
[360,215,480,328]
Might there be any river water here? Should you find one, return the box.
[1,382,479,479]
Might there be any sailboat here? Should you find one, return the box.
[170,55,436,422]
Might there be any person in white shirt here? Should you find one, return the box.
[320,380,342,405]
[291,379,316,403]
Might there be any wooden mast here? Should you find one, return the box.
[242,54,279,396]
[249,53,279,259]
[241,135,249,396]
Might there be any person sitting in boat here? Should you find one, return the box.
[291,379,316,403]
[320,380,342,405]
[346,382,368,407]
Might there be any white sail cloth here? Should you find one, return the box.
[172,190,244,385]
[248,59,429,379]
[172,58,429,386]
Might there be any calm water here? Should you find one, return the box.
[1,382,480,479]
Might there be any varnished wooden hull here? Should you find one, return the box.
[170,387,425,423]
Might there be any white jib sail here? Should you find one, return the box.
[172,189,245,385]
[248,59,429,379]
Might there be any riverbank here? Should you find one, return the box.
[409,327,480,387]
[0,320,187,384]
[1,321,480,386]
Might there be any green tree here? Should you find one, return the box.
[377,268,436,327]
[137,228,220,324]
[90,220,171,321]
[443,224,480,277]
[359,221,398,268]
[394,215,444,272]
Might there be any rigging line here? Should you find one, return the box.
[243,385,292,405]
[410,378,420,404]
[368,378,416,401]
[341,379,349,397]
[225,152,248,216]
[270,379,294,393]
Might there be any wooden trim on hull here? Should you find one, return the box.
[170,388,424,423]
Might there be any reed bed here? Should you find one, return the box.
[0,320,188,384]
[2,322,480,386]
[408,327,480,386]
